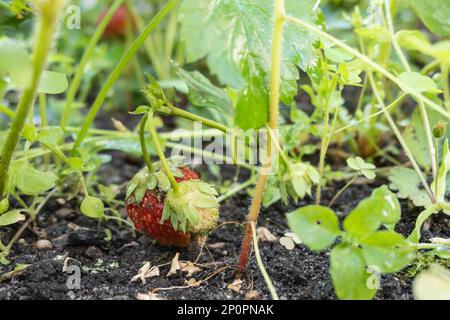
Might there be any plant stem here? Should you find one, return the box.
[368,72,436,203]
[331,93,406,136]
[165,105,230,133]
[38,93,47,128]
[250,221,280,300]
[442,62,450,112]
[147,114,179,192]
[384,0,411,72]
[384,0,436,179]
[0,104,15,119]
[0,1,64,198]
[71,0,179,152]
[283,14,450,120]
[328,175,358,207]
[139,113,154,173]
[60,0,124,131]
[218,178,255,203]
[418,99,437,180]
[316,74,338,205]
[237,0,284,272]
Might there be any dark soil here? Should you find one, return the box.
[0,150,449,300]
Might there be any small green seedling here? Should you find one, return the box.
[287,186,414,300]
[328,156,376,207]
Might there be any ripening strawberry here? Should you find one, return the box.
[125,158,219,247]
[98,5,135,38]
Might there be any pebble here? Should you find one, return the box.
[85,246,104,259]
[55,208,74,219]
[34,239,53,250]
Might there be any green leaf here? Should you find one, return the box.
[410,0,450,37]
[80,196,104,219]
[129,105,150,115]
[0,38,32,88]
[398,71,440,94]
[343,197,383,242]
[330,244,377,300]
[370,185,401,226]
[37,127,63,146]
[180,0,317,128]
[408,205,441,243]
[15,165,57,196]
[0,199,9,214]
[324,47,354,64]
[396,30,434,56]
[361,231,414,273]
[0,210,25,227]
[287,205,341,251]
[175,67,233,115]
[388,167,431,208]
[38,71,68,94]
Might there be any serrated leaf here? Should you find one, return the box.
[361,231,414,273]
[0,210,25,227]
[287,205,341,251]
[330,244,377,300]
[15,165,57,196]
[80,196,104,219]
[37,127,63,146]
[388,167,431,208]
[180,0,317,129]
[410,0,450,37]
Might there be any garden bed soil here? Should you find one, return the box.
[0,150,448,300]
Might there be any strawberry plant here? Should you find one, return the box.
[0,0,449,301]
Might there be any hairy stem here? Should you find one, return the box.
[166,105,230,133]
[237,0,284,272]
[60,0,124,131]
[147,114,179,192]
[0,1,64,198]
[71,0,179,152]
[139,113,154,173]
[368,72,436,203]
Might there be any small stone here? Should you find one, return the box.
[84,246,104,259]
[35,239,53,250]
[55,208,74,219]
[245,290,259,300]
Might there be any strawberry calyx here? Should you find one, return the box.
[162,180,219,234]
[125,156,187,205]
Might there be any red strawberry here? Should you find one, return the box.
[98,5,135,38]
[125,158,219,247]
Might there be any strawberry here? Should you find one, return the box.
[125,157,219,247]
[98,5,135,38]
